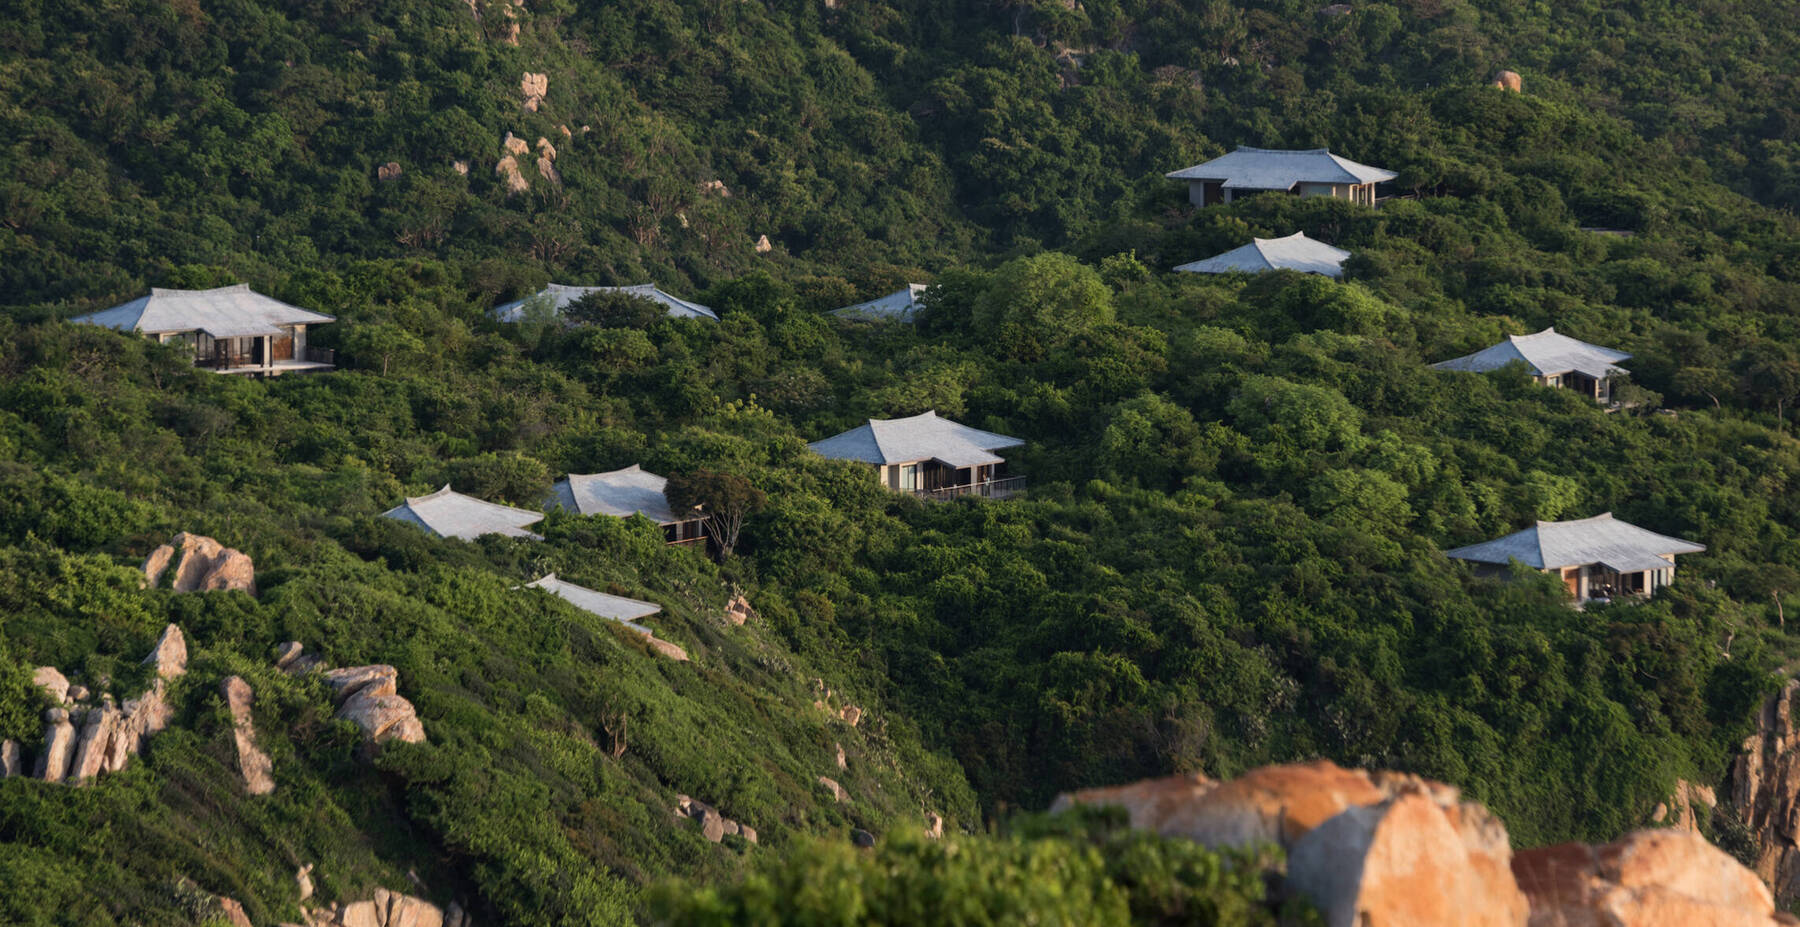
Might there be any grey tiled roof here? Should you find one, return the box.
[380,485,544,541]
[831,284,929,321]
[1174,232,1351,277]
[1165,147,1397,190]
[1432,328,1631,379]
[1445,513,1704,572]
[547,465,692,525]
[809,411,1022,467]
[525,573,660,634]
[71,284,334,338]
[491,283,718,322]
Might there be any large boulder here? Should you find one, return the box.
[1,739,19,778]
[1055,761,1528,927]
[68,705,121,782]
[340,690,425,743]
[324,665,399,702]
[818,776,850,804]
[1287,791,1528,927]
[221,676,275,795]
[34,709,76,782]
[144,533,256,595]
[31,666,69,704]
[1515,829,1786,927]
[142,624,188,680]
[1493,69,1523,92]
[1051,759,1387,849]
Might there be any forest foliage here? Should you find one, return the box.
[4,0,1800,923]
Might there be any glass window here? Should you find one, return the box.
[898,465,918,491]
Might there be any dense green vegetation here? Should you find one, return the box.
[5,0,1800,923]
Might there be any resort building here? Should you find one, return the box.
[1432,328,1631,402]
[380,486,544,541]
[546,465,706,547]
[71,284,335,376]
[490,283,717,322]
[1174,232,1351,278]
[809,411,1024,500]
[1166,147,1397,207]
[1445,513,1704,602]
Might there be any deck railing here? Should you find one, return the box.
[910,476,1026,502]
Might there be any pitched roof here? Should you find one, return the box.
[1445,513,1704,572]
[491,283,718,322]
[1173,232,1351,278]
[547,465,692,524]
[380,486,544,541]
[1432,328,1631,379]
[1165,147,1398,190]
[831,284,929,321]
[809,411,1023,468]
[71,284,334,338]
[524,573,660,633]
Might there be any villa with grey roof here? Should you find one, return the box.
[831,284,929,322]
[1167,146,1397,207]
[71,284,336,376]
[522,574,688,661]
[809,411,1025,500]
[381,486,544,541]
[491,283,718,323]
[1446,513,1704,602]
[546,465,706,547]
[1432,328,1631,402]
[1175,232,1351,278]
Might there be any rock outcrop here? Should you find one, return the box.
[723,591,756,626]
[22,630,181,785]
[1493,69,1523,92]
[520,72,547,111]
[144,624,188,679]
[818,775,850,804]
[673,794,757,845]
[1515,829,1790,927]
[1057,760,1790,927]
[754,234,773,254]
[378,161,403,181]
[321,664,427,746]
[222,676,275,795]
[1732,678,1800,903]
[1,739,19,777]
[925,811,944,839]
[1652,778,1717,832]
[143,532,256,595]
[305,888,463,927]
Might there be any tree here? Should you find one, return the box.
[565,291,667,329]
[340,322,426,375]
[665,470,767,559]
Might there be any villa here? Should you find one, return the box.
[1166,147,1397,207]
[546,465,707,547]
[1445,513,1704,602]
[1174,232,1351,278]
[809,411,1024,500]
[491,283,718,323]
[71,284,335,376]
[380,486,544,541]
[1432,328,1631,402]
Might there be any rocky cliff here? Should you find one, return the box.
[1731,679,1800,904]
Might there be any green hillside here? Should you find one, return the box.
[4,0,1800,923]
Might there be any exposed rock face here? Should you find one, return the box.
[839,705,862,727]
[32,666,69,704]
[143,624,189,679]
[501,132,529,157]
[520,72,547,111]
[1515,829,1787,927]
[1731,678,1800,902]
[278,641,324,675]
[1652,778,1717,832]
[325,665,399,701]
[452,159,470,176]
[1493,69,1523,92]
[144,532,257,595]
[215,896,254,927]
[222,676,275,795]
[754,234,773,254]
[925,811,943,839]
[835,742,847,770]
[818,776,850,804]
[297,863,315,901]
[378,161,403,181]
[1,739,18,777]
